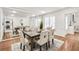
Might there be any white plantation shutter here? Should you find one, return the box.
[44,16,55,29]
[44,16,50,28]
[35,17,41,27]
[50,16,55,29]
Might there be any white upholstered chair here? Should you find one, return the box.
[35,31,48,51]
[18,30,30,51]
[48,29,54,47]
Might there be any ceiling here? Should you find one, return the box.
[3,7,65,17]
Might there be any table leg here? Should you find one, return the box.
[31,39,33,51]
[52,39,54,44]
[48,41,50,48]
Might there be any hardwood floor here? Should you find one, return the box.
[0,36,20,51]
[57,32,79,51]
[54,35,66,41]
[0,32,79,51]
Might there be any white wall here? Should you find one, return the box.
[52,8,77,37]
[0,8,4,41]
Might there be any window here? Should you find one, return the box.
[44,16,50,28]
[35,17,41,27]
[31,16,55,29]
[44,16,55,29]
[30,17,35,27]
[50,16,55,29]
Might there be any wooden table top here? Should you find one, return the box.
[24,31,40,38]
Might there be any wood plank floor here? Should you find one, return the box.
[0,36,20,51]
[0,32,79,51]
[57,32,79,51]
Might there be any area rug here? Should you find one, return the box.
[11,39,64,51]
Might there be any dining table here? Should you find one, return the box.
[23,31,40,51]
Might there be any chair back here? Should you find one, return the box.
[18,30,25,44]
[38,31,48,45]
[49,29,54,35]
[48,29,54,41]
[25,27,30,31]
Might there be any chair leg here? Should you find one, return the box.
[46,43,48,50]
[23,45,25,51]
[48,41,50,48]
[20,43,22,49]
[52,39,54,44]
[33,42,36,48]
[40,46,42,51]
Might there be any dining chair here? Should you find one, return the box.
[10,30,18,37]
[34,27,39,32]
[18,30,30,51]
[48,29,54,47]
[25,27,30,32]
[35,31,48,51]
